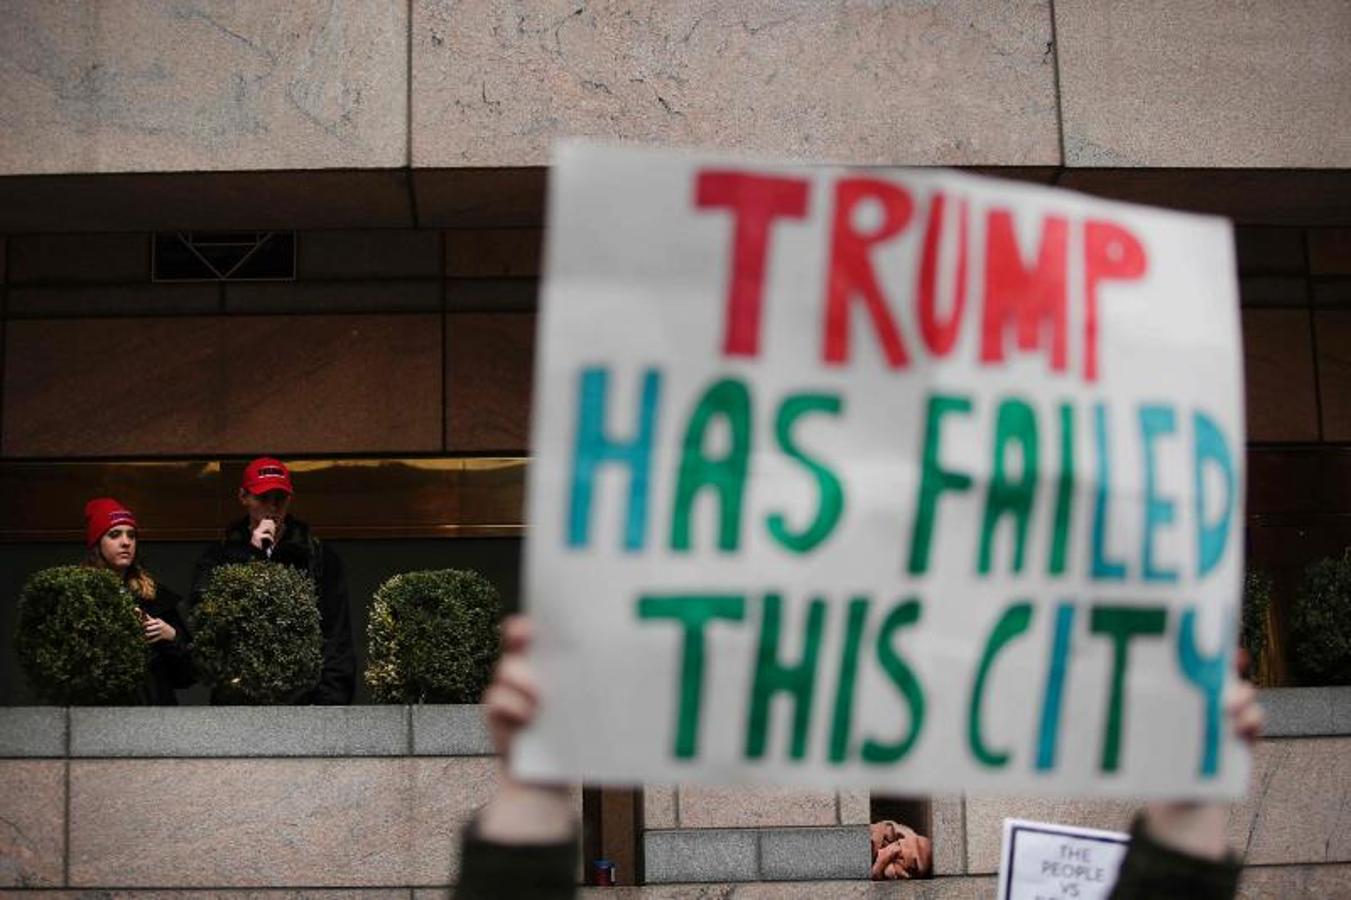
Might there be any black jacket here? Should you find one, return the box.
[190,516,355,705]
[138,584,195,706]
[453,818,578,900]
[1108,815,1241,900]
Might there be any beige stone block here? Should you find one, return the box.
[838,789,871,825]
[964,795,1139,875]
[727,878,998,899]
[1237,864,1351,900]
[412,0,1059,167]
[1226,738,1351,866]
[1055,0,1351,167]
[32,893,410,899]
[676,785,837,829]
[0,1,407,175]
[69,757,497,887]
[930,795,966,876]
[644,784,677,829]
[0,761,65,888]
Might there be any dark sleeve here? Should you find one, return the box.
[151,588,197,690]
[189,541,257,607]
[1109,816,1241,900]
[454,819,577,900]
[311,544,355,705]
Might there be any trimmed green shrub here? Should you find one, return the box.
[1242,567,1273,683]
[366,569,502,704]
[15,566,148,704]
[1290,553,1351,686]
[192,562,323,704]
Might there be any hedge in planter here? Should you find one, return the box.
[15,566,148,704]
[366,569,502,704]
[1242,567,1273,684]
[192,562,323,704]
[1290,553,1351,686]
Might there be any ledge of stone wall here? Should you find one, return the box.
[1259,687,1351,737]
[644,827,869,884]
[0,687,1344,760]
[0,705,493,758]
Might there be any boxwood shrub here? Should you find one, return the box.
[192,562,323,704]
[366,569,502,704]
[1242,567,1273,683]
[15,566,147,704]
[1290,553,1351,686]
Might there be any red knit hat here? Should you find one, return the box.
[241,457,294,496]
[84,498,138,547]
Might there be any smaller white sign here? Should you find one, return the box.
[997,818,1129,900]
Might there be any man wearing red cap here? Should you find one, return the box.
[190,457,355,704]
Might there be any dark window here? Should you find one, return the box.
[153,232,295,281]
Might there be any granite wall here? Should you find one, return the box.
[2,1,1348,175]
[2,690,1347,896]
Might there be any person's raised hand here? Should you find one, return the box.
[483,615,539,759]
[475,614,575,844]
[1139,659,1264,861]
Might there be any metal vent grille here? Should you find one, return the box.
[152,232,295,282]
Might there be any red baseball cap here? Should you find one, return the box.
[84,498,138,547]
[241,457,294,496]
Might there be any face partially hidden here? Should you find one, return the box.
[239,488,292,530]
[98,526,137,574]
[870,820,933,880]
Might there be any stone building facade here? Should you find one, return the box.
[0,1,1348,896]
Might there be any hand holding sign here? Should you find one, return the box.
[518,142,1246,799]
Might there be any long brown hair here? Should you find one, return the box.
[84,546,157,603]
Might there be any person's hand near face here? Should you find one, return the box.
[870,819,933,879]
[240,489,290,550]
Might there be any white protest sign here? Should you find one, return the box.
[517,141,1247,798]
[997,818,1129,900]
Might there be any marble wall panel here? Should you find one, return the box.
[1241,309,1319,442]
[0,760,66,888]
[1309,230,1351,276]
[445,313,535,452]
[9,284,219,317]
[1055,0,1351,167]
[68,757,496,887]
[412,0,1059,168]
[1225,738,1351,865]
[3,315,442,456]
[1315,311,1351,442]
[675,786,838,829]
[0,0,408,175]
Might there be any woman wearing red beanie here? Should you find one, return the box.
[83,498,195,705]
